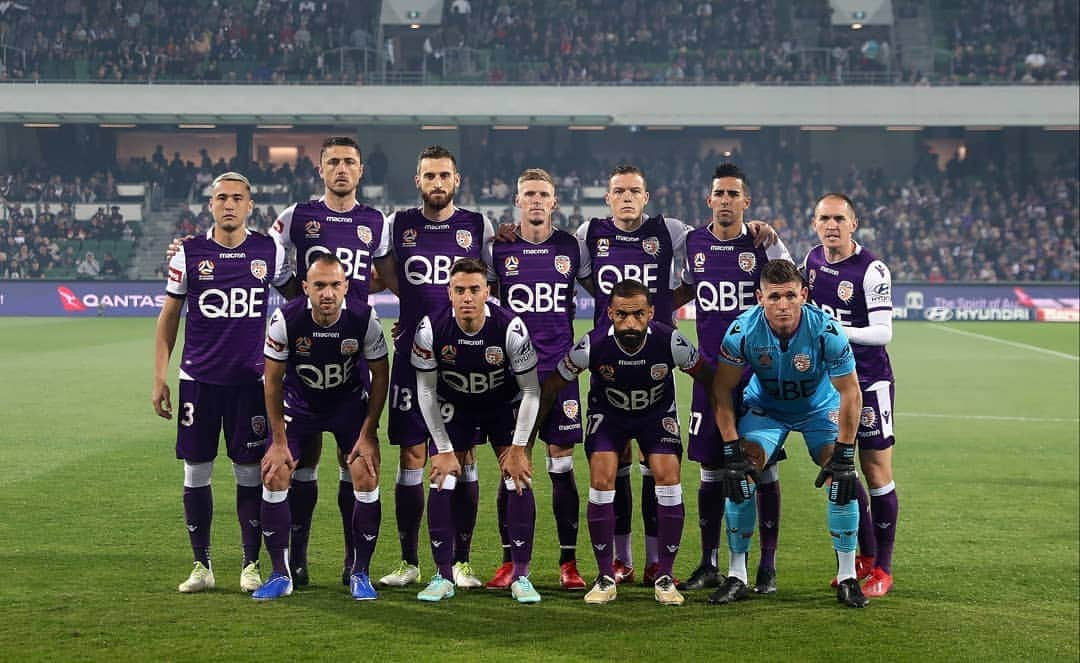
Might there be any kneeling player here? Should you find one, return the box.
[259,253,389,600]
[411,258,542,603]
[539,279,713,606]
[709,259,868,608]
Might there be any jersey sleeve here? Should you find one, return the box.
[766,236,793,263]
[505,315,538,374]
[363,309,389,360]
[166,244,188,296]
[575,221,593,278]
[822,320,857,377]
[270,204,296,253]
[556,333,591,381]
[264,307,289,360]
[270,237,291,286]
[863,259,893,312]
[371,211,392,259]
[481,215,497,279]
[797,249,811,279]
[664,217,691,289]
[717,318,748,367]
[410,315,437,371]
[670,329,703,373]
[384,211,398,257]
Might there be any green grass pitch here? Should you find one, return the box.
[0,317,1077,661]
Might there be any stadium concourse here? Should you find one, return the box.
[0,0,1074,84]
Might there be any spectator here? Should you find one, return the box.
[76,251,100,278]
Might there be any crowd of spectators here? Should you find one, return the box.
[0,199,134,278]
[0,0,1074,84]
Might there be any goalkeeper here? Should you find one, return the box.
[707,259,868,608]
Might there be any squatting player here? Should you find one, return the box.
[708,259,869,608]
[574,165,690,584]
[257,253,389,600]
[539,279,714,606]
[153,172,289,593]
[268,136,392,587]
[802,193,897,597]
[410,259,542,603]
[672,163,792,593]
[377,146,495,589]
[486,168,588,591]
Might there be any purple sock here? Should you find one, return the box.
[395,480,424,565]
[335,478,354,568]
[855,480,877,560]
[871,487,899,573]
[756,480,781,571]
[261,493,291,575]
[351,492,382,575]
[614,467,632,540]
[587,501,616,578]
[427,485,456,579]
[288,478,317,568]
[452,474,479,563]
[183,485,213,566]
[506,485,536,579]
[698,479,723,566]
[641,467,658,538]
[497,480,511,563]
[549,469,580,563]
[236,484,262,566]
[656,502,684,578]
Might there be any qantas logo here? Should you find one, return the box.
[57,286,87,311]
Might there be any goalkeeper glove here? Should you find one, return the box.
[719,439,759,503]
[814,442,858,505]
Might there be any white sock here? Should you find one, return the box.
[728,551,748,584]
[837,551,856,582]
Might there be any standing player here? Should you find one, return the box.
[538,279,714,605]
[153,172,289,593]
[708,259,868,608]
[268,136,392,587]
[801,193,897,597]
[257,253,389,600]
[574,165,690,584]
[673,164,791,593]
[410,259,542,603]
[377,146,494,589]
[485,168,588,591]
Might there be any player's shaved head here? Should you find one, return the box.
[815,193,857,218]
[306,251,344,274]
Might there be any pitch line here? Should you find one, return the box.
[902,412,1079,423]
[932,325,1079,361]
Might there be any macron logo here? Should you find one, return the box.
[593,543,606,552]
[512,539,525,547]
[432,540,443,548]
[363,534,377,541]
[57,286,86,312]
[186,524,198,532]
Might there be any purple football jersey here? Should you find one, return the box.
[270,199,389,308]
[802,243,894,384]
[491,228,582,374]
[167,229,287,385]
[389,207,493,352]
[265,296,388,415]
[557,321,701,417]
[577,215,687,327]
[411,303,537,409]
[683,224,791,364]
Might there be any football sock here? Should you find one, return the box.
[756,478,781,571]
[505,479,536,580]
[587,488,616,578]
[828,499,859,580]
[728,551,748,584]
[452,464,479,563]
[395,467,424,565]
[855,480,877,561]
[497,480,511,563]
[427,476,456,579]
[547,456,579,563]
[725,485,758,583]
[698,468,723,567]
[837,550,856,582]
[236,484,262,566]
[287,470,317,569]
[261,487,291,575]
[351,488,381,575]
[183,485,213,567]
[640,463,658,566]
[870,482,898,573]
[614,534,633,567]
[655,484,684,578]
[613,463,632,545]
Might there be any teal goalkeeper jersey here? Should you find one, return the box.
[717,304,856,415]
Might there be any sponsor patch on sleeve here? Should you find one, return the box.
[168,267,183,284]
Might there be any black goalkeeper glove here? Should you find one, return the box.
[814,442,858,505]
[719,439,759,504]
